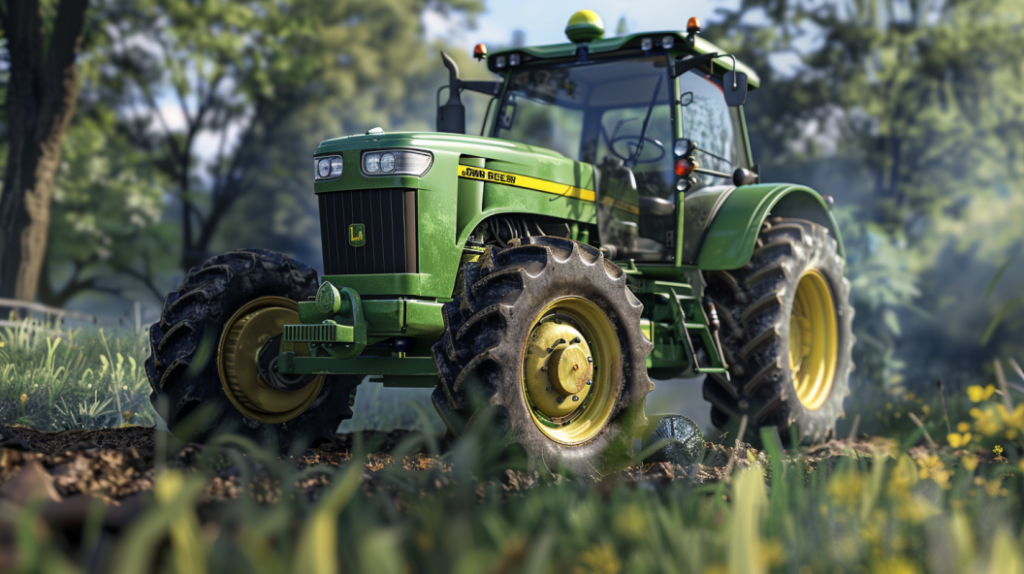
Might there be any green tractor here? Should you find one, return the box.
[146,10,853,473]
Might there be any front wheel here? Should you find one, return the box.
[703,217,854,443]
[145,249,361,446]
[431,236,653,475]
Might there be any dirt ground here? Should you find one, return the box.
[0,423,912,569]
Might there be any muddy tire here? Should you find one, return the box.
[145,249,360,446]
[431,236,652,475]
[702,217,854,443]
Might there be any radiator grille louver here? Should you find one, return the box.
[318,189,417,275]
[283,324,343,343]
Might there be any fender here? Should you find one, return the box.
[690,183,844,270]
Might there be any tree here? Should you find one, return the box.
[101,0,482,273]
[0,0,89,307]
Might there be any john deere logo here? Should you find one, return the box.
[348,223,365,247]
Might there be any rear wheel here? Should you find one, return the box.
[145,249,361,446]
[431,236,652,475]
[703,217,854,443]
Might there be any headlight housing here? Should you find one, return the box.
[361,149,433,177]
[314,155,343,181]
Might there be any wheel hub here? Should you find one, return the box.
[521,298,620,445]
[218,296,325,424]
[788,270,838,411]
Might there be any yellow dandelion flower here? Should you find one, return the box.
[579,543,621,574]
[19,393,27,405]
[967,384,996,403]
[993,445,1004,456]
[922,404,930,416]
[962,454,979,472]
[971,407,1002,436]
[957,422,971,433]
[947,433,972,448]
[0,341,5,348]
[996,404,1024,430]
[613,504,646,541]
[916,454,951,486]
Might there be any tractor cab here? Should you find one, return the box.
[439,10,760,262]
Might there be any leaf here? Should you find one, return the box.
[883,308,901,337]
[980,295,1024,345]
[292,462,364,574]
[985,254,1017,299]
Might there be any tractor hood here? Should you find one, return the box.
[313,131,596,195]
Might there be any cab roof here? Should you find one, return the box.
[487,31,760,89]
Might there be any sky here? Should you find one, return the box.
[424,0,745,49]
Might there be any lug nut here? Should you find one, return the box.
[586,380,593,386]
[587,356,593,363]
[572,396,580,402]
[546,386,552,392]
[557,397,564,404]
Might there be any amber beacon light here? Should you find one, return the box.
[686,17,701,34]
[473,43,487,60]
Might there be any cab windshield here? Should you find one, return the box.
[493,55,741,193]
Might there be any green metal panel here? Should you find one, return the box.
[695,184,844,270]
[315,132,602,298]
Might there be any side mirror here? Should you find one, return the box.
[723,70,748,107]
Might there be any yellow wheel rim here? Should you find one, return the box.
[217,296,325,424]
[522,297,620,445]
[788,270,838,410]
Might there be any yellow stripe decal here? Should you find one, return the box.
[600,195,640,215]
[457,165,596,202]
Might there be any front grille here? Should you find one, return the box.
[318,189,417,275]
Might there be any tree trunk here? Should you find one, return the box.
[0,0,89,313]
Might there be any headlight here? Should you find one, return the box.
[640,37,653,51]
[661,35,674,49]
[509,53,520,66]
[361,149,433,177]
[495,55,506,69]
[314,155,343,181]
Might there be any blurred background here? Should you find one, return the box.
[1,0,1021,437]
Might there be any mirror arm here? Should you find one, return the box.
[670,52,718,78]
[460,81,503,97]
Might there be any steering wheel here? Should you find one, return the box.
[608,134,666,165]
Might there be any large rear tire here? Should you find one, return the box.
[702,217,854,443]
[145,249,360,446]
[431,237,652,475]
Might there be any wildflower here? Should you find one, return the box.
[579,543,621,574]
[0,341,4,348]
[957,422,971,433]
[123,411,134,423]
[970,407,1002,436]
[967,385,996,403]
[87,383,92,389]
[962,454,979,472]
[19,393,27,405]
[993,445,1004,457]
[922,404,930,416]
[916,454,951,487]
[996,404,1024,431]
[613,504,646,541]
[947,433,972,448]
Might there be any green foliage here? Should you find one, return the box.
[0,318,154,429]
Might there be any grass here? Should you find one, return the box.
[0,318,155,430]
[2,321,1024,573]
